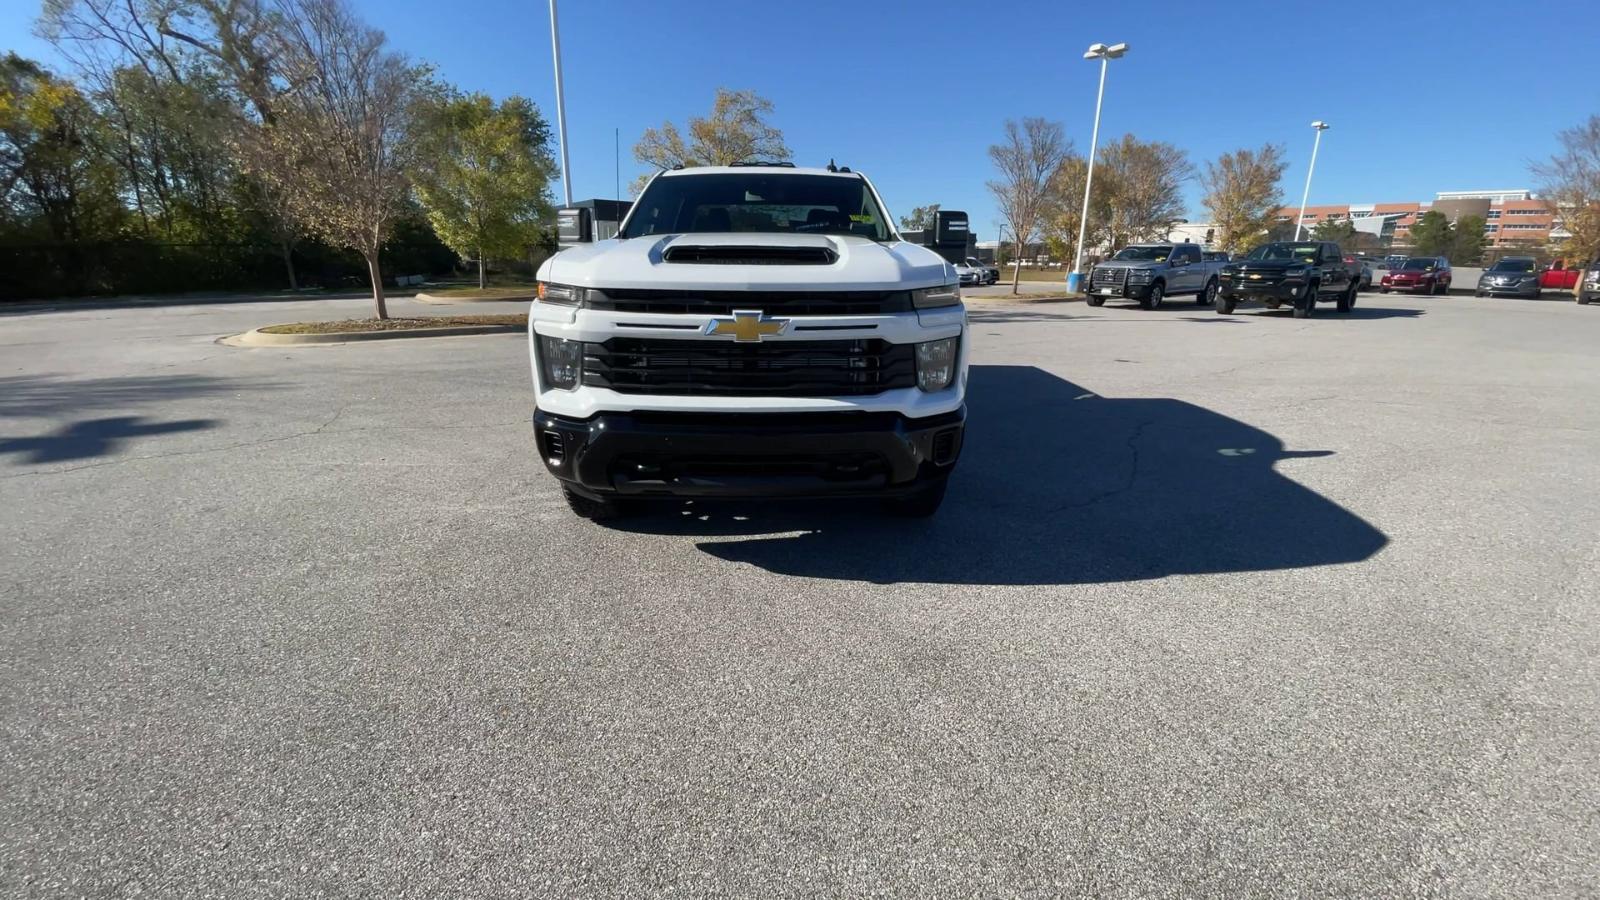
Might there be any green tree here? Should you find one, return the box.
[412,92,557,289]
[899,203,940,231]
[1409,210,1453,256]
[1310,217,1356,244]
[1450,215,1487,265]
[1200,143,1287,255]
[0,53,126,243]
[632,88,789,192]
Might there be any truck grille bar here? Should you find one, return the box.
[582,338,917,397]
[1090,267,1127,288]
[585,289,911,317]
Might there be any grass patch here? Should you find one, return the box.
[421,285,536,300]
[260,314,527,335]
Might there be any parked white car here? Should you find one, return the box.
[952,261,980,286]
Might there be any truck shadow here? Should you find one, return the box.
[607,365,1388,586]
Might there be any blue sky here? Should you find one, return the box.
[3,0,1593,242]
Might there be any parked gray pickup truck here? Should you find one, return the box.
[1085,243,1225,309]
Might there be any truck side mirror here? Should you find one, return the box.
[557,207,593,246]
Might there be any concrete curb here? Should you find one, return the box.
[415,291,534,304]
[225,324,523,346]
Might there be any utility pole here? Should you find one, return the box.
[548,0,572,207]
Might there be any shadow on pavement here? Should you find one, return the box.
[0,374,274,419]
[0,416,217,464]
[608,365,1388,586]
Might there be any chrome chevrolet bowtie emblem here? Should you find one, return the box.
[706,309,789,343]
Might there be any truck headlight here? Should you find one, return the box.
[915,337,958,392]
[912,283,962,309]
[1127,268,1153,282]
[537,335,582,390]
[1284,267,1307,280]
[537,282,585,306]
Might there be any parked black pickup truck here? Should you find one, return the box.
[1215,241,1362,318]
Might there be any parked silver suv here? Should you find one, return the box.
[1086,242,1225,309]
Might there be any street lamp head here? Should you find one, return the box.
[1083,41,1129,60]
[1311,120,1329,130]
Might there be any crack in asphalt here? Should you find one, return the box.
[1051,418,1153,512]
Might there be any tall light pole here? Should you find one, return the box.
[997,223,1009,265]
[1294,121,1330,241]
[548,0,572,207]
[1068,42,1128,293]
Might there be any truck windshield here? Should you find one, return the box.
[1244,242,1319,262]
[1112,246,1171,262]
[620,172,892,241]
[1489,259,1535,273]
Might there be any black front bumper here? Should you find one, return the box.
[533,407,965,499]
[1220,279,1307,301]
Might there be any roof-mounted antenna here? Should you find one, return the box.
[826,159,838,173]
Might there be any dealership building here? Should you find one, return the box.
[1274,189,1564,249]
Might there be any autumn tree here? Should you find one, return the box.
[238,0,427,318]
[1096,134,1193,250]
[632,88,789,192]
[1043,154,1108,263]
[1532,115,1600,265]
[987,117,1071,293]
[899,203,940,231]
[411,92,557,289]
[1200,143,1287,254]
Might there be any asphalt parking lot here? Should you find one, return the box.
[3,291,1599,898]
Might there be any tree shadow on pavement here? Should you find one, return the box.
[607,365,1388,586]
[0,374,273,419]
[0,416,217,464]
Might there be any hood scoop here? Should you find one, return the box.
[662,244,838,265]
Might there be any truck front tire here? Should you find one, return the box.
[1293,283,1316,318]
[1199,278,1218,306]
[1214,293,1237,314]
[1141,281,1165,310]
[1086,294,1105,307]
[563,487,637,520]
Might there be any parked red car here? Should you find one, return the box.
[1380,256,1452,294]
[1540,259,1582,291]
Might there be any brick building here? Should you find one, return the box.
[1275,190,1560,250]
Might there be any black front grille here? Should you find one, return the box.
[662,244,837,265]
[586,288,910,317]
[583,338,916,397]
[1091,267,1127,287]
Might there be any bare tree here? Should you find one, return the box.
[1533,115,1600,266]
[987,117,1071,293]
[237,0,424,318]
[1097,135,1193,250]
[1200,143,1288,255]
[632,88,789,192]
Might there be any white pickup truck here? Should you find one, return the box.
[529,164,968,519]
[1085,242,1227,309]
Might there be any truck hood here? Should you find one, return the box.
[539,233,951,292]
[1095,259,1168,271]
[1227,260,1303,273]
